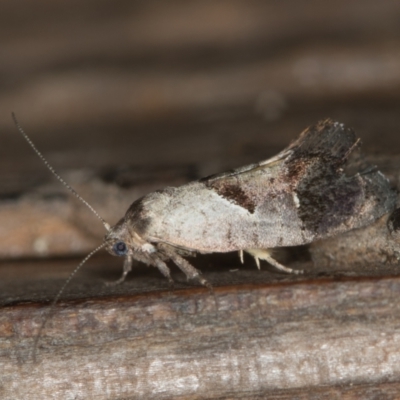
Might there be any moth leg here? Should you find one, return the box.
[245,249,304,275]
[106,255,133,286]
[239,250,244,264]
[158,243,211,289]
[151,257,174,286]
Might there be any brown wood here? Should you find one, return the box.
[2,273,400,399]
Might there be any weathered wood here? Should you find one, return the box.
[2,274,400,399]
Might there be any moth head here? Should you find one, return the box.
[110,240,129,257]
[12,113,159,361]
[104,218,155,258]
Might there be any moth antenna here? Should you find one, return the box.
[32,242,106,362]
[11,112,110,232]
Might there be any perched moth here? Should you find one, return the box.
[14,115,397,360]
[13,116,396,289]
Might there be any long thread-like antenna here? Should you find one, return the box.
[32,242,107,362]
[11,112,110,232]
[11,113,112,361]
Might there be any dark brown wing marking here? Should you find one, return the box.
[206,180,256,213]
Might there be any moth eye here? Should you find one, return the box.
[113,241,128,256]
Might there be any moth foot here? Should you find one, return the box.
[184,266,212,290]
[198,275,213,292]
[105,274,128,287]
[245,248,304,275]
[105,255,133,286]
[167,277,175,287]
[166,277,175,295]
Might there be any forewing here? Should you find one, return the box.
[201,119,395,241]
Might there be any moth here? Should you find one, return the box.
[13,116,396,289]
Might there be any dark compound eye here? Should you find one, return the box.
[113,241,128,256]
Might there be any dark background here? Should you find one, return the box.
[2,0,400,186]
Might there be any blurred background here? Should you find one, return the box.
[2,0,400,261]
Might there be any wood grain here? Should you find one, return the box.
[2,275,400,399]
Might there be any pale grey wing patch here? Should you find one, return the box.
[245,248,304,275]
[196,140,297,217]
[201,161,290,216]
[147,237,202,256]
[200,147,293,184]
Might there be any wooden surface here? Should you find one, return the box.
[3,271,400,399]
[2,1,400,399]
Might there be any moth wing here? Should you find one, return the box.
[199,147,291,184]
[199,119,395,244]
[201,119,360,185]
